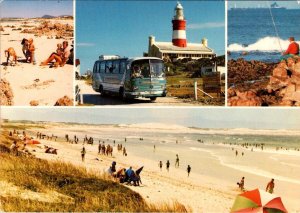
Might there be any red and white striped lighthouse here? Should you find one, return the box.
[172,2,187,47]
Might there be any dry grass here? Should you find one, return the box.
[0,128,187,212]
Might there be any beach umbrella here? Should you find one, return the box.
[231,189,287,213]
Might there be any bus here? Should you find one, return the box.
[92,55,167,101]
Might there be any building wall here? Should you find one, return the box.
[149,44,215,61]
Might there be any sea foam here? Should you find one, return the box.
[228,36,298,52]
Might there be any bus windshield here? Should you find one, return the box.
[131,59,164,78]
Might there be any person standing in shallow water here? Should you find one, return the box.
[187,165,191,177]
[81,147,86,162]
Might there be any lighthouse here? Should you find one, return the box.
[172,2,187,47]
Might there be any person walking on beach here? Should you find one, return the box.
[175,154,179,168]
[237,177,245,191]
[266,178,275,194]
[282,37,299,58]
[166,160,170,172]
[98,142,101,154]
[187,165,191,177]
[159,161,163,171]
[81,147,86,162]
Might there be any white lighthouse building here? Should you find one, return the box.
[148,2,215,61]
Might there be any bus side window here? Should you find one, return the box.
[120,60,126,74]
[105,61,112,73]
[100,61,105,73]
[93,63,97,73]
[97,62,101,73]
[112,60,120,74]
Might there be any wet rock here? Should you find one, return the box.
[54,96,73,106]
[0,79,14,106]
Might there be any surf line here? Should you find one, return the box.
[266,1,283,52]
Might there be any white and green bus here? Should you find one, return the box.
[92,55,167,101]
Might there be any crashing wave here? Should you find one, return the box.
[228,36,298,52]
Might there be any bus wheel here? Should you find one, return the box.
[99,85,105,97]
[150,97,157,102]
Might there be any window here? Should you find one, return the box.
[120,60,126,74]
[100,62,105,73]
[112,60,120,74]
[97,62,101,73]
[105,61,112,73]
[93,63,97,73]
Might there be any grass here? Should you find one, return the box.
[0,129,188,212]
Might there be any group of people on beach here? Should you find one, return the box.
[237,176,275,194]
[159,154,192,177]
[106,161,142,186]
[4,38,73,67]
[40,40,73,67]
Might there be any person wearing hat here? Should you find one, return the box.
[282,37,299,57]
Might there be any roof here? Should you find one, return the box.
[127,57,163,64]
[153,42,214,54]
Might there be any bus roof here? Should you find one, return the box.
[127,57,163,63]
[95,56,163,63]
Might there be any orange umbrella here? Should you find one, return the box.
[231,189,288,213]
[26,139,41,145]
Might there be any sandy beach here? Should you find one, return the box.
[10,122,300,212]
[0,18,74,106]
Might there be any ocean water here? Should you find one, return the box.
[228,9,300,62]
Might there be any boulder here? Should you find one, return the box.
[54,96,73,106]
[0,79,14,106]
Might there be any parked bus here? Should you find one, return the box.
[92,55,167,101]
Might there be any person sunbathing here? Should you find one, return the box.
[4,47,17,65]
[40,41,70,67]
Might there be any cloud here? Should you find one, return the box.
[187,22,225,30]
[77,42,95,47]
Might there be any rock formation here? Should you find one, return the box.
[228,57,300,106]
[0,79,14,106]
[54,96,73,106]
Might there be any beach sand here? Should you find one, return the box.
[15,123,300,212]
[0,18,73,106]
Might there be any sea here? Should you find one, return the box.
[228,8,300,62]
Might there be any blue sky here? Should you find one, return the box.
[0,0,73,18]
[228,1,300,9]
[2,108,300,130]
[76,1,225,73]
